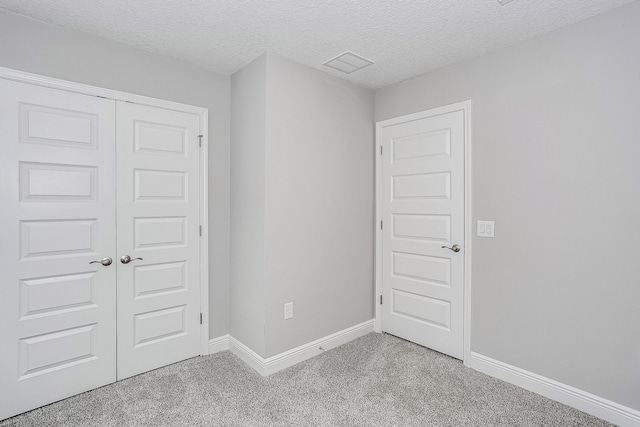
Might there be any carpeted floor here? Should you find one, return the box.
[1,333,611,426]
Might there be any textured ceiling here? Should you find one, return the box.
[0,0,636,89]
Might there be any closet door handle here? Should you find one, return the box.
[90,257,113,266]
[120,255,143,264]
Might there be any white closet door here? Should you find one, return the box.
[380,108,465,359]
[0,79,117,420]
[115,102,202,380]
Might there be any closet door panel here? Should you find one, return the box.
[115,102,201,380]
[0,79,116,421]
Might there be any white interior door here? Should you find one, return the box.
[115,102,202,380]
[0,79,116,420]
[379,106,465,359]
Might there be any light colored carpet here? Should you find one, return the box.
[1,333,611,426]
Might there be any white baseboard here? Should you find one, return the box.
[229,320,375,376]
[228,336,266,374]
[208,334,229,354]
[466,352,640,427]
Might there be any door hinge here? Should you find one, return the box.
[200,313,203,324]
[380,295,383,305]
[380,220,383,230]
[198,135,203,148]
[199,225,203,236]
[380,145,383,155]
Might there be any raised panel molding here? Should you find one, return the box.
[392,290,451,330]
[392,128,450,162]
[134,120,187,156]
[19,272,97,319]
[392,214,451,243]
[133,261,187,298]
[20,103,97,148]
[134,305,187,347]
[134,169,186,201]
[392,251,451,286]
[392,172,451,200]
[133,216,186,250]
[18,324,98,380]
[20,162,97,202]
[19,219,97,259]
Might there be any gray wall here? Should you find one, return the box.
[376,3,640,410]
[0,9,231,339]
[230,53,375,358]
[229,54,268,355]
[263,54,374,357]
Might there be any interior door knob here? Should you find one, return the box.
[120,255,143,264]
[441,244,461,253]
[89,257,113,266]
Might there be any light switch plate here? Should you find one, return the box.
[477,220,495,237]
[284,302,293,319]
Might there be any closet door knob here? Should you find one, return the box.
[120,255,143,264]
[441,244,461,253]
[89,257,113,266]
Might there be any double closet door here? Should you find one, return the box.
[0,79,203,420]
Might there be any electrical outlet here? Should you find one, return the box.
[284,302,293,320]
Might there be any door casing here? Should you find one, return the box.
[0,66,211,356]
[374,100,472,364]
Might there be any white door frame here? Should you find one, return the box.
[374,100,473,363]
[0,66,211,356]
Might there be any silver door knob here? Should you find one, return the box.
[90,257,113,266]
[120,255,143,264]
[441,244,461,253]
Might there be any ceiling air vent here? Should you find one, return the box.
[323,51,374,74]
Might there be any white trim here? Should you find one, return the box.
[374,101,473,362]
[229,320,375,376]
[199,108,210,356]
[374,120,383,334]
[228,336,266,375]
[0,66,205,114]
[462,102,473,363]
[0,66,211,357]
[467,352,640,427]
[208,335,230,354]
